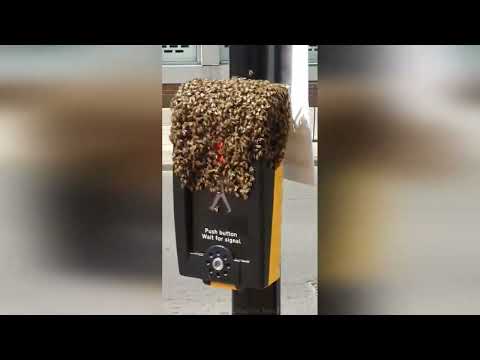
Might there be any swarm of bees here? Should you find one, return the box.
[170,78,292,200]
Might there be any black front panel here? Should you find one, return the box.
[192,191,249,261]
[173,161,276,289]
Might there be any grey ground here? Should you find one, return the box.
[0,169,164,315]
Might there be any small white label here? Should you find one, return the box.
[201,227,242,245]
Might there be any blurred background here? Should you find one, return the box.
[317,45,480,314]
[7,44,480,315]
[0,45,163,314]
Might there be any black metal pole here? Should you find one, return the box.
[230,45,291,315]
[232,284,280,315]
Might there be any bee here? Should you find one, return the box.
[170,78,292,199]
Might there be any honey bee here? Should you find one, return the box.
[170,78,292,199]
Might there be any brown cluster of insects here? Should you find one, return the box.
[170,78,292,199]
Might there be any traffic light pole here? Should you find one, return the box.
[230,45,291,315]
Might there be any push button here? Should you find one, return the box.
[212,258,224,272]
[205,245,233,282]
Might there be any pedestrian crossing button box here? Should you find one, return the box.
[170,79,292,290]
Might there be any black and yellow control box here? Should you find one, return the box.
[170,78,290,291]
[173,160,283,290]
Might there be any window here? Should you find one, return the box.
[220,45,230,64]
[161,45,199,64]
[308,45,318,65]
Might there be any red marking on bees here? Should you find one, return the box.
[215,141,225,164]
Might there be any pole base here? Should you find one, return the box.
[232,281,280,315]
